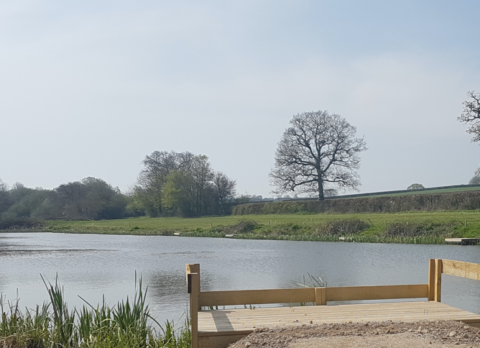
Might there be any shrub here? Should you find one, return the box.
[213,219,259,234]
[313,218,370,236]
[0,216,43,230]
[384,220,457,237]
[232,191,480,215]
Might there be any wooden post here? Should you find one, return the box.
[186,264,200,283]
[434,259,443,302]
[188,272,200,348]
[428,259,435,301]
[314,287,326,305]
[186,264,201,310]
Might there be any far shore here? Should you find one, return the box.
[2,210,479,245]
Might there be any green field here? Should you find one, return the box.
[353,185,480,198]
[44,210,480,244]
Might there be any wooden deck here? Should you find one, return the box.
[198,301,480,333]
[187,259,480,348]
[445,238,480,245]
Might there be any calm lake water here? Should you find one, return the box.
[1,232,480,324]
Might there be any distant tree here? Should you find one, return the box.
[135,151,181,216]
[161,170,195,216]
[0,179,11,214]
[212,172,236,215]
[270,110,367,201]
[458,91,480,142]
[469,176,480,185]
[55,177,126,219]
[458,91,480,176]
[0,179,6,192]
[135,150,236,217]
[407,183,425,190]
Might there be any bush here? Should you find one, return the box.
[384,220,457,237]
[212,219,258,234]
[232,191,480,215]
[0,217,43,230]
[314,218,370,236]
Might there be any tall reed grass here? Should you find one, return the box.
[0,276,190,348]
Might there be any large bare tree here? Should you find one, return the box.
[270,111,367,200]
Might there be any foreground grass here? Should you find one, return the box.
[41,210,480,244]
[0,277,190,348]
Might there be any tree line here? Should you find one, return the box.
[0,151,237,227]
[0,177,128,228]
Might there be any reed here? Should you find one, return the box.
[0,277,191,348]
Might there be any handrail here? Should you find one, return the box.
[442,259,480,281]
[187,259,480,348]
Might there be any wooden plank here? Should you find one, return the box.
[199,288,315,306]
[435,259,442,302]
[190,273,200,348]
[428,258,435,301]
[315,287,326,305]
[197,302,480,334]
[325,284,428,301]
[442,259,480,281]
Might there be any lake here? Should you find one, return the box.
[1,232,480,324]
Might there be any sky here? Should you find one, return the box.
[1,0,480,197]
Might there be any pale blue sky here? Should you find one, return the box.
[1,0,479,197]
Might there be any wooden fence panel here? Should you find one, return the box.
[199,288,315,307]
[325,284,428,302]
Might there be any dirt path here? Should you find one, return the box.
[228,320,480,347]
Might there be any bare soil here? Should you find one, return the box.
[228,320,480,348]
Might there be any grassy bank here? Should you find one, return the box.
[38,210,480,244]
[0,277,190,348]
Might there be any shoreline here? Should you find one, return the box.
[3,210,480,244]
[0,228,453,244]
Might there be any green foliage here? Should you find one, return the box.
[407,183,425,190]
[232,190,480,215]
[0,178,130,229]
[211,219,259,234]
[313,218,370,236]
[0,277,191,348]
[133,151,236,218]
[384,220,457,237]
[0,216,43,230]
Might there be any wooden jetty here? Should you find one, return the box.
[186,259,480,348]
[445,238,480,245]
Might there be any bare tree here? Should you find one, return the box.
[458,91,480,142]
[270,110,367,200]
[458,91,480,175]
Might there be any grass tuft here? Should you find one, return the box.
[0,276,190,348]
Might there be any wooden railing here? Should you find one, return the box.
[186,259,480,348]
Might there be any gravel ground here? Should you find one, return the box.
[228,320,480,348]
